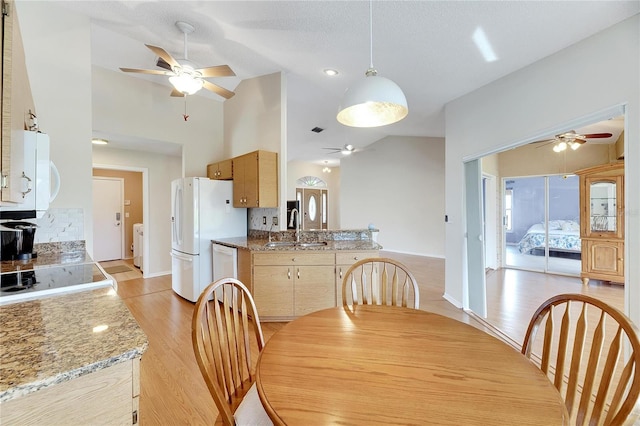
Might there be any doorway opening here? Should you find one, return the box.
[294,176,329,230]
[92,165,149,276]
[466,109,626,343]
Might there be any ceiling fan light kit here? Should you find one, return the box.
[337,1,408,128]
[120,21,236,100]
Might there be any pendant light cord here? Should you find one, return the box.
[369,0,374,70]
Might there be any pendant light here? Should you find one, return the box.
[337,1,408,127]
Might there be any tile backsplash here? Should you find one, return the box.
[249,208,279,231]
[35,208,84,243]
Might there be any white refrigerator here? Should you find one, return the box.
[171,177,247,302]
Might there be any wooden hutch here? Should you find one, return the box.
[575,162,625,285]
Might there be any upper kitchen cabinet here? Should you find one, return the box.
[206,159,233,180]
[1,0,36,204]
[232,150,277,208]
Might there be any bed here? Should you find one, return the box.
[517,220,581,259]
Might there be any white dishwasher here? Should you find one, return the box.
[212,243,238,281]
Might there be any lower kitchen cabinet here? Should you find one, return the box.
[1,358,141,425]
[252,251,335,321]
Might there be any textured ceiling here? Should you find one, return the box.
[57,1,638,163]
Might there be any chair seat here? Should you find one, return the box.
[233,383,273,426]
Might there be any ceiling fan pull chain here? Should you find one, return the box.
[183,96,189,121]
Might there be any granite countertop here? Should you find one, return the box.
[0,286,148,402]
[212,236,382,252]
[0,241,148,403]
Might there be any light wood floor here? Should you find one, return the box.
[113,251,624,424]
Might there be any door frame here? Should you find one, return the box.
[463,104,627,322]
[93,163,149,277]
[92,176,125,261]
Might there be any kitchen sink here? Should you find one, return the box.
[263,241,328,248]
[296,242,328,247]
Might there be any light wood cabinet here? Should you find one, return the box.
[1,358,141,425]
[206,159,233,180]
[232,150,278,208]
[576,162,624,285]
[252,251,335,320]
[335,251,379,305]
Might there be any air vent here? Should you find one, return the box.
[311,127,324,133]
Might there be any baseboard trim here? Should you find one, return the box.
[143,270,171,279]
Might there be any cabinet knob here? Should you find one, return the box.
[287,268,291,279]
[297,269,300,279]
[354,257,359,260]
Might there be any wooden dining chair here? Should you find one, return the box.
[521,293,640,426]
[192,278,273,426]
[342,257,420,309]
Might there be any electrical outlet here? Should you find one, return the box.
[272,216,278,226]
[262,216,267,225]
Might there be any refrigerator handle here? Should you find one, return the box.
[173,185,183,245]
[170,251,193,262]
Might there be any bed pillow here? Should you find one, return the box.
[548,220,563,230]
[562,220,580,232]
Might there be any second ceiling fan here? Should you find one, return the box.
[120,21,236,99]
[537,130,613,152]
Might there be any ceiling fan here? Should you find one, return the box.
[536,130,613,152]
[120,21,236,99]
[322,144,357,155]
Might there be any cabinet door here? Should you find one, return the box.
[584,176,624,239]
[232,155,247,207]
[243,152,259,207]
[583,239,624,280]
[294,265,335,316]
[253,265,294,317]
[1,0,24,203]
[217,159,233,180]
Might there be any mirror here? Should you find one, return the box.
[590,181,616,232]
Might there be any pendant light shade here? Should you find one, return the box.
[337,68,408,127]
[337,1,408,128]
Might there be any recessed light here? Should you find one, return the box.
[324,69,339,76]
[92,138,109,145]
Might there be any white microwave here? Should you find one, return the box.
[0,131,60,219]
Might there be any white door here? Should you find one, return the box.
[93,177,124,261]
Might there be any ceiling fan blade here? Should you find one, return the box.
[322,147,342,151]
[170,89,185,97]
[145,44,180,69]
[202,80,235,99]
[583,133,613,138]
[156,57,173,71]
[120,67,172,76]
[196,65,236,78]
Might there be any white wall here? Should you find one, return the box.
[287,161,341,229]
[445,16,639,325]
[92,67,223,178]
[224,72,286,225]
[341,136,445,257]
[16,1,94,251]
[93,147,181,277]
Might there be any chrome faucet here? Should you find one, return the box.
[289,208,301,242]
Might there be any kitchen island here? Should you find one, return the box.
[213,229,381,321]
[0,241,148,425]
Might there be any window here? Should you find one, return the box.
[505,189,513,232]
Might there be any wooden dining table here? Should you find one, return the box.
[256,304,567,425]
